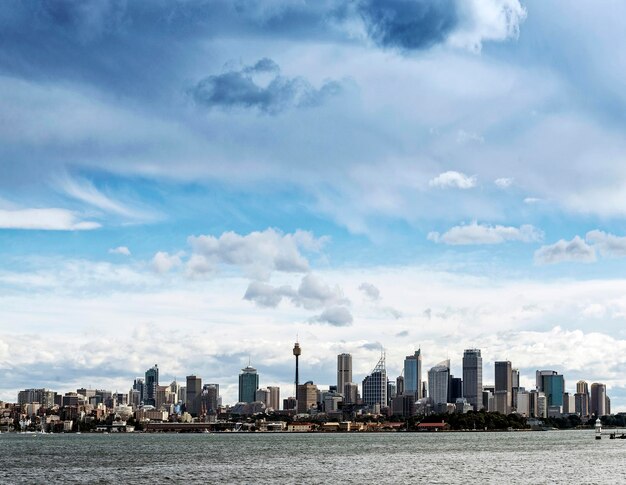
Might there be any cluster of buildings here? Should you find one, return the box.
[1,344,614,432]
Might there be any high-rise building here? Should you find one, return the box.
[133,378,145,404]
[267,386,280,410]
[396,376,404,396]
[144,364,159,407]
[296,381,318,413]
[463,349,483,411]
[186,375,202,416]
[590,383,607,416]
[362,354,387,410]
[387,381,396,406]
[201,384,220,414]
[495,361,512,414]
[256,388,271,407]
[239,365,259,403]
[343,382,358,404]
[404,349,422,399]
[516,390,530,417]
[428,360,450,407]
[536,371,564,409]
[511,368,520,410]
[448,376,463,403]
[337,353,352,394]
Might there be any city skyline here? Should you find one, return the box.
[1,1,626,412]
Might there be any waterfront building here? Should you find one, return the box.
[337,353,352,394]
[574,392,589,417]
[590,383,607,416]
[448,376,462,403]
[392,393,416,418]
[463,349,483,411]
[343,382,358,404]
[267,386,280,410]
[562,392,575,414]
[201,384,220,414]
[283,396,297,410]
[511,368,520,411]
[396,376,404,396]
[144,364,159,407]
[296,381,318,413]
[403,349,422,399]
[387,381,396,406]
[239,365,259,404]
[132,378,145,404]
[516,390,530,417]
[186,375,202,417]
[256,388,271,407]
[428,360,450,407]
[536,371,564,410]
[17,389,56,408]
[495,361,512,414]
[537,393,547,418]
[362,354,387,410]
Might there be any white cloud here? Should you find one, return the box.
[524,197,542,204]
[243,273,348,311]
[109,246,131,256]
[187,228,326,280]
[534,236,596,265]
[585,230,626,258]
[310,306,353,326]
[0,208,100,231]
[428,221,543,245]
[494,177,514,188]
[358,282,380,301]
[428,171,477,189]
[449,0,527,52]
[151,251,183,274]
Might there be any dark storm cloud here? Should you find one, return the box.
[190,58,343,114]
[358,0,458,50]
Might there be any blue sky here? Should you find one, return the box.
[2,0,626,410]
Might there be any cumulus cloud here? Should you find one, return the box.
[358,0,525,52]
[358,0,457,51]
[428,221,543,245]
[109,246,131,256]
[456,129,484,144]
[0,208,100,231]
[310,306,353,326]
[534,236,596,265]
[151,251,183,274]
[428,171,477,189]
[190,58,343,114]
[187,228,326,280]
[448,0,527,52]
[494,177,514,188]
[358,282,380,301]
[585,230,626,258]
[244,273,348,310]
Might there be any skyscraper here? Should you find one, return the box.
[362,354,387,410]
[238,365,259,403]
[144,364,159,407]
[575,380,590,417]
[201,383,219,414]
[296,381,318,413]
[536,370,564,409]
[495,361,512,414]
[463,349,483,411]
[337,353,352,394]
[590,383,607,417]
[403,349,422,399]
[428,360,450,407]
[186,375,202,416]
[267,386,280,410]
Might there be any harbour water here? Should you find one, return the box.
[1,430,623,484]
